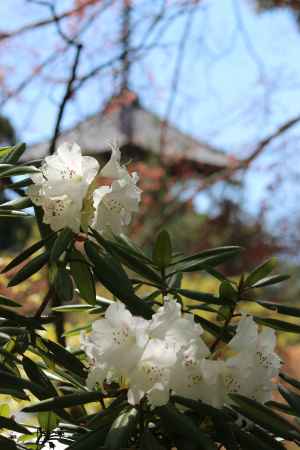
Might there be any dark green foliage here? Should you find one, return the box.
[1,145,300,449]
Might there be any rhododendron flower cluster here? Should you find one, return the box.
[82,299,281,409]
[27,142,141,234]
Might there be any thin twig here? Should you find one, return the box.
[142,113,300,243]
[0,0,99,42]
[49,43,83,155]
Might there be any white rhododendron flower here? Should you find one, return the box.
[27,142,141,235]
[28,142,99,232]
[149,299,207,351]
[83,301,281,409]
[170,341,211,402]
[226,315,281,403]
[128,339,176,408]
[83,301,148,377]
[92,146,141,236]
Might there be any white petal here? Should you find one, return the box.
[229,314,258,352]
[101,144,126,179]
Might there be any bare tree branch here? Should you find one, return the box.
[0,0,101,42]
[142,113,300,242]
[49,43,83,155]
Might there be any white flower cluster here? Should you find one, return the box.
[27,142,141,235]
[82,299,281,409]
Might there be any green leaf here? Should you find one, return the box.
[113,233,152,263]
[254,317,300,334]
[22,356,57,399]
[38,411,60,432]
[280,372,300,391]
[70,248,96,305]
[0,435,20,450]
[54,268,74,303]
[194,315,233,341]
[157,405,217,450]
[0,306,43,328]
[173,396,230,421]
[3,143,26,163]
[258,302,300,318]
[39,338,87,379]
[0,165,40,178]
[233,427,280,450]
[168,272,183,289]
[50,228,74,263]
[152,230,172,268]
[0,404,9,417]
[63,324,91,337]
[0,370,45,399]
[0,197,32,210]
[52,304,93,313]
[91,230,162,285]
[251,426,286,450]
[219,281,237,303]
[24,391,105,412]
[250,274,289,288]
[0,416,29,434]
[104,407,138,450]
[230,394,300,440]
[278,385,300,417]
[65,425,109,450]
[2,234,54,274]
[173,288,220,304]
[85,240,152,319]
[167,249,241,277]
[217,304,232,322]
[0,146,14,160]
[266,400,296,416]
[8,252,49,287]
[140,430,165,450]
[245,258,277,287]
[4,177,32,190]
[0,296,20,307]
[0,209,30,218]
[173,246,242,264]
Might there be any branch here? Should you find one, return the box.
[142,114,300,242]
[49,43,83,155]
[243,114,300,166]
[0,0,100,42]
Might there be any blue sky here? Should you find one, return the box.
[1,0,300,237]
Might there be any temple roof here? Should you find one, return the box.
[25,91,232,174]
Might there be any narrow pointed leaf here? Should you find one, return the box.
[3,143,26,163]
[259,302,300,318]
[50,228,74,263]
[254,317,300,334]
[173,288,220,304]
[23,391,105,412]
[0,416,29,434]
[245,258,277,287]
[104,407,138,450]
[0,197,32,210]
[8,252,49,287]
[230,394,300,440]
[70,248,96,305]
[251,274,289,288]
[2,234,54,274]
[152,230,172,268]
[157,405,217,450]
[39,338,87,379]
